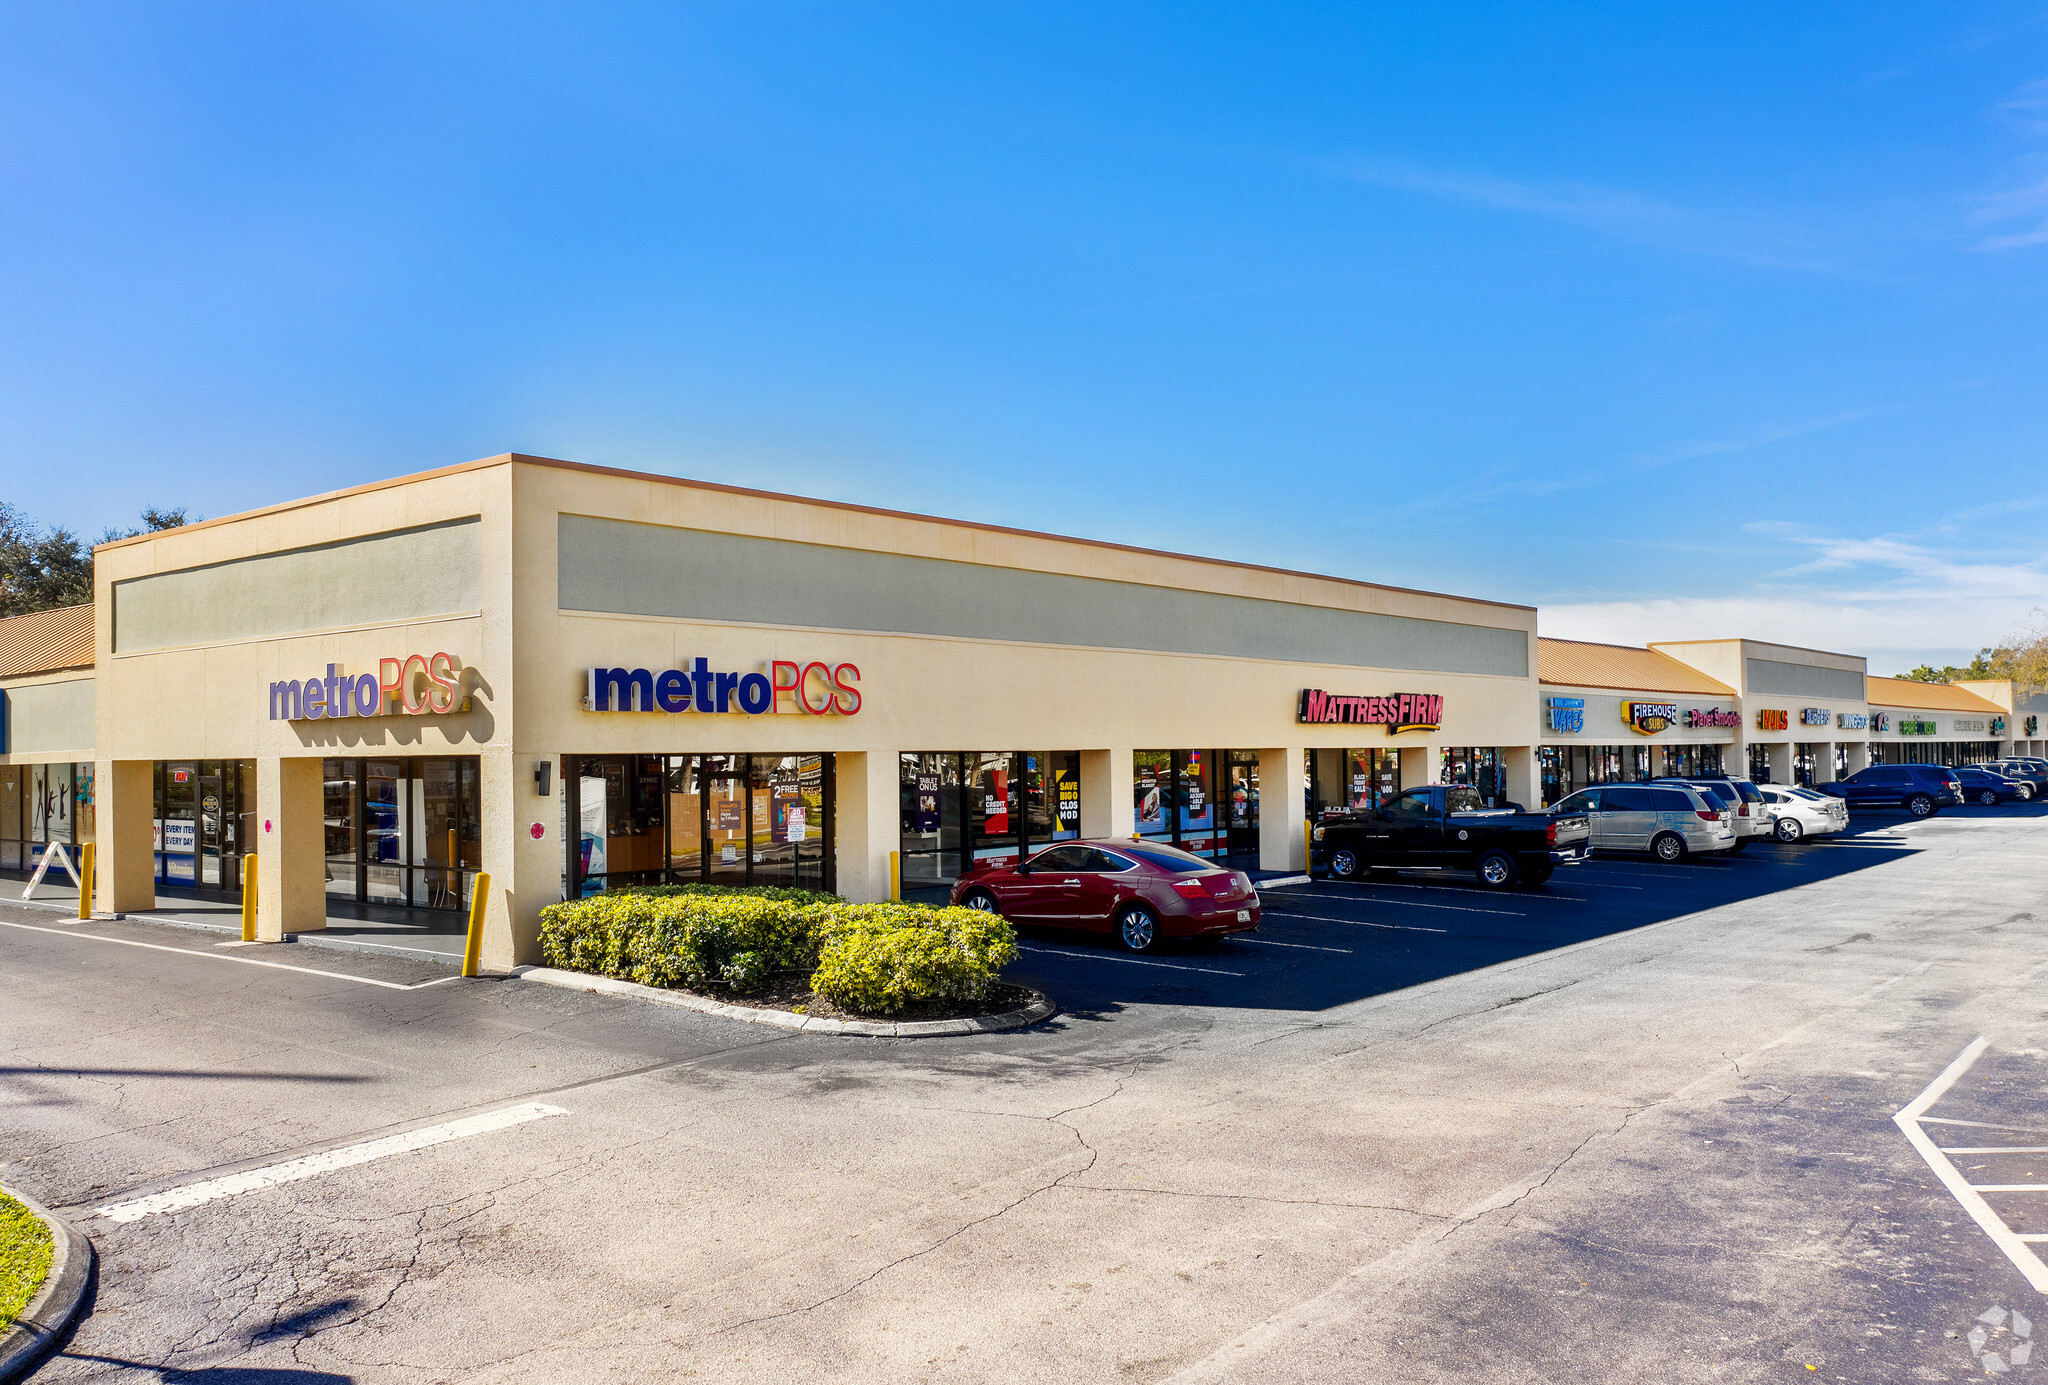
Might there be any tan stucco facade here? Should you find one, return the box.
[78,453,1544,968]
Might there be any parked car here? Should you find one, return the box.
[1648,777,1771,850]
[1313,784,1590,889]
[1981,760,2045,799]
[1547,783,1734,863]
[1954,766,2031,806]
[951,839,1259,953]
[1815,764,1963,817]
[1757,784,1848,842]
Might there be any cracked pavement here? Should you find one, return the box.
[5,805,2047,1382]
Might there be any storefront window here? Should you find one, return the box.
[570,753,833,898]
[318,757,481,909]
[900,752,963,891]
[1748,745,1772,782]
[1439,747,1507,806]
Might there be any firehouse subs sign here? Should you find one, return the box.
[1621,701,1678,735]
[1297,689,1443,734]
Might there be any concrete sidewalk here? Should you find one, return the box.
[4,873,466,964]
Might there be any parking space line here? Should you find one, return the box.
[93,1101,569,1224]
[1273,879,1582,903]
[1018,945,1245,977]
[1260,910,1447,935]
[1260,888,1522,917]
[0,918,461,992]
[1232,938,1353,954]
[1946,1147,2048,1155]
[1893,1035,2048,1293]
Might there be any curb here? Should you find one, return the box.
[0,1185,94,1385]
[510,966,1057,1037]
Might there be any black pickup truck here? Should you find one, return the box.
[1311,784,1592,889]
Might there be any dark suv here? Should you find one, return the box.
[1816,764,1964,817]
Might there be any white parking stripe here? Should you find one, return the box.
[1260,910,1447,935]
[1233,938,1353,954]
[1018,945,1244,977]
[1893,1036,2048,1293]
[93,1102,568,1224]
[1,918,460,991]
[1945,1147,2048,1154]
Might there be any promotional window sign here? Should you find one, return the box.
[785,805,807,843]
[1621,702,1678,735]
[1900,718,1938,736]
[1297,689,1443,733]
[1757,709,1791,732]
[1545,697,1585,733]
[914,775,942,832]
[585,658,860,715]
[1800,707,1832,727]
[270,656,465,720]
[1836,712,1868,730]
[1056,771,1080,829]
[1684,708,1741,729]
[982,767,1010,835]
[1135,768,1164,832]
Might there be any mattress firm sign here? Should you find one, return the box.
[1297,689,1442,734]
[585,658,862,716]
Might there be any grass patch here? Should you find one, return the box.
[0,1189,54,1331]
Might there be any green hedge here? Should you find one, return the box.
[538,886,1018,1015]
[0,1189,53,1331]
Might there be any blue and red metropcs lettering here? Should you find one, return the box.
[270,654,465,721]
[585,659,862,716]
[1297,689,1443,734]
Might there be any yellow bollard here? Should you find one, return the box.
[79,843,94,920]
[241,855,258,942]
[888,850,900,902]
[1304,815,1313,877]
[461,871,491,977]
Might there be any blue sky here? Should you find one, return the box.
[5,3,2048,670]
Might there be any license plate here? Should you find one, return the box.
[1236,909,1251,922]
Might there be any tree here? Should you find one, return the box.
[0,503,195,618]
[1989,609,2048,691]
[1895,652,1994,684]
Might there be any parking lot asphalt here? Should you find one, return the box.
[4,801,2046,1384]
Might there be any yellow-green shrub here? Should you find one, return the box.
[537,891,1017,1013]
[810,905,1018,1014]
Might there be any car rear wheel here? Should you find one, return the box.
[1907,794,1936,818]
[1651,832,1687,864]
[2018,785,2036,801]
[1775,817,1803,843]
[1978,789,2001,806]
[1475,850,1518,889]
[1329,848,1360,880]
[1116,904,1159,953]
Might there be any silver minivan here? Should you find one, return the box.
[1549,783,1735,863]
[1650,777,1772,850]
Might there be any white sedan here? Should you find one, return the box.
[1759,785,1848,842]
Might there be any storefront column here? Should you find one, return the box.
[255,756,326,940]
[1258,746,1304,872]
[1078,749,1133,840]
[484,748,540,970]
[831,750,898,904]
[1502,745,1540,810]
[1764,742,1793,785]
[1397,744,1433,790]
[1810,739,1835,784]
[95,759,155,914]
[1845,741,1870,773]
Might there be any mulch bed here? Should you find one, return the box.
[679,974,1041,1025]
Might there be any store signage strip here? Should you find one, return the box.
[587,658,861,716]
[1685,708,1740,729]
[1622,701,1678,735]
[1545,697,1584,733]
[1297,689,1443,733]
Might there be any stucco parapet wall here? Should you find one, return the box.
[510,966,1057,1037]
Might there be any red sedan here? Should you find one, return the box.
[950,839,1260,953]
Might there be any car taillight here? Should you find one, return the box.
[1546,820,1559,846]
[1695,810,1719,822]
[1738,803,1749,816]
[1170,879,1209,899]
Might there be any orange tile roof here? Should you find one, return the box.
[0,604,95,679]
[1538,638,1735,696]
[1864,676,2006,713]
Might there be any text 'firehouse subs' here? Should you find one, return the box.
[1296,689,1444,734]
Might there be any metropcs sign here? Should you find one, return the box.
[586,658,862,716]
[269,654,464,721]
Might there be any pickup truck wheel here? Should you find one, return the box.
[1977,789,2001,806]
[1328,848,1360,880]
[1906,794,1936,818]
[1775,818,1803,843]
[1519,862,1554,887]
[961,888,1000,914]
[1651,832,1687,864]
[1475,851,1518,889]
[1115,904,1160,953]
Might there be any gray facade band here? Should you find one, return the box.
[2,679,95,753]
[559,515,1530,677]
[112,518,483,653]
[1745,657,1864,701]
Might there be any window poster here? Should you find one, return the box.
[1135,765,1164,832]
[1055,770,1080,830]
[579,776,608,879]
[914,774,941,832]
[982,767,1010,835]
[784,805,807,843]
[1179,752,1212,831]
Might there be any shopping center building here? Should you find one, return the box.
[0,452,1546,967]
